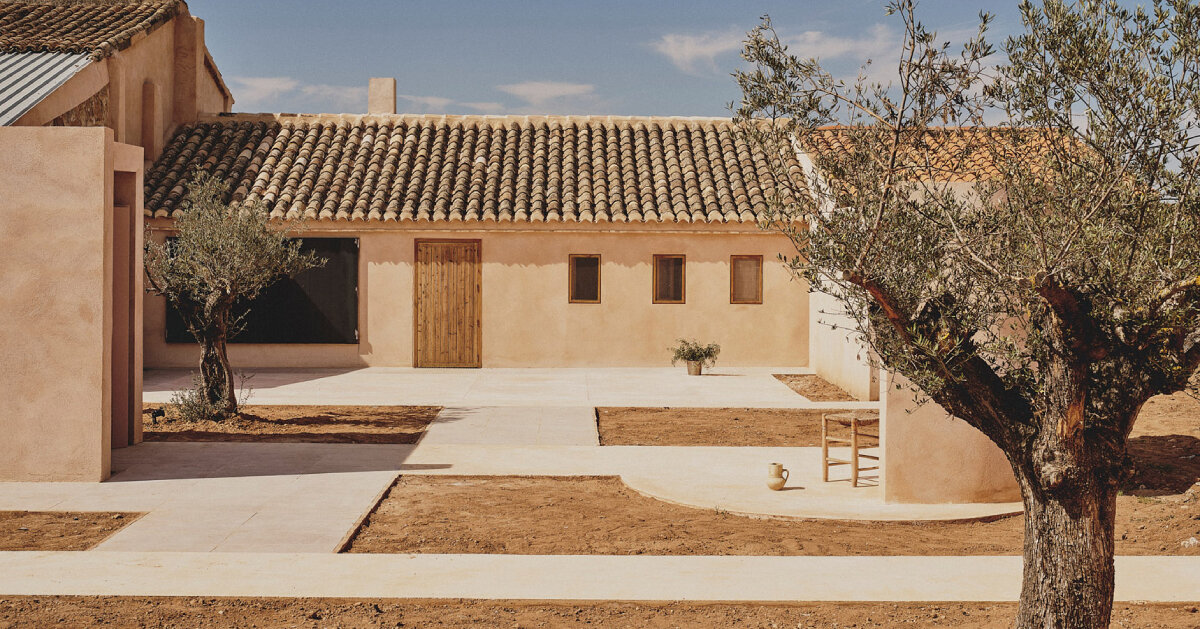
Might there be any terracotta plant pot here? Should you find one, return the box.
[686,360,703,376]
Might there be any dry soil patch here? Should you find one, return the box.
[774,373,858,401]
[0,512,138,551]
[345,475,1197,556]
[143,404,441,444]
[0,597,1194,628]
[1126,392,1200,496]
[597,406,877,447]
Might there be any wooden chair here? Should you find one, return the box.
[821,410,880,487]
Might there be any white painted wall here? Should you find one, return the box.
[807,284,879,401]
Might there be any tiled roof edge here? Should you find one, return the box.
[0,0,184,60]
[202,112,739,125]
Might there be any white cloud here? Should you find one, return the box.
[397,94,455,112]
[229,77,469,114]
[649,23,900,80]
[649,29,744,75]
[227,77,606,116]
[783,24,896,62]
[228,76,299,108]
[460,101,506,114]
[496,81,596,108]
[300,84,368,111]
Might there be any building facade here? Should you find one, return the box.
[142,114,811,369]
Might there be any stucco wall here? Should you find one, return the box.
[107,18,178,153]
[15,11,231,161]
[196,51,229,115]
[144,227,809,368]
[808,285,879,401]
[0,128,141,481]
[881,372,1020,503]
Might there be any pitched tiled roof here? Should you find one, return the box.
[804,126,1040,182]
[0,1,181,60]
[144,114,804,225]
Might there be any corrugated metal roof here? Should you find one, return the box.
[0,50,91,126]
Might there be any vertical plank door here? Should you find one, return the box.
[414,240,482,367]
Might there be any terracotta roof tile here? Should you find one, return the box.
[804,126,1047,182]
[145,114,803,225]
[0,0,181,59]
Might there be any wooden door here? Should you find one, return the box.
[414,239,482,367]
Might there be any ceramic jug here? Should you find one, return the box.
[767,462,789,490]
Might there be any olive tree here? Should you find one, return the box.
[733,1,1200,627]
[144,174,323,418]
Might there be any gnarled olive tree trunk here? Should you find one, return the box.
[1012,455,1120,628]
[182,298,239,417]
[1004,353,1130,629]
[197,327,237,416]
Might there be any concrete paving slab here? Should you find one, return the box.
[402,444,1020,521]
[7,443,413,554]
[0,438,1019,559]
[95,508,259,552]
[421,407,599,446]
[0,552,1196,602]
[144,367,873,408]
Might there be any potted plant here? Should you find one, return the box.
[670,338,720,375]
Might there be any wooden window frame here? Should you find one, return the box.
[730,255,764,304]
[652,254,686,304]
[568,254,602,304]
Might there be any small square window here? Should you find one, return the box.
[569,255,601,303]
[731,255,763,304]
[653,255,686,304]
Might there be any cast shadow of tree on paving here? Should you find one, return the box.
[141,405,450,445]
[141,367,364,398]
[108,443,455,482]
[113,405,476,482]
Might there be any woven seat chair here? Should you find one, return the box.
[821,410,880,487]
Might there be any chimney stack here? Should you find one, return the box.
[368,77,396,114]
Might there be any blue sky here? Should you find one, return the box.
[189,1,1036,117]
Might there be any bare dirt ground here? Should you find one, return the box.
[597,407,878,447]
[346,475,1197,556]
[0,512,138,551]
[142,404,441,444]
[775,373,858,401]
[357,392,1199,556]
[0,597,1193,628]
[1127,392,1200,495]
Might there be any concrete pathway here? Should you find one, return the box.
[420,407,599,446]
[0,439,1016,560]
[0,552,1196,602]
[144,367,881,409]
[404,443,1021,520]
[0,443,413,553]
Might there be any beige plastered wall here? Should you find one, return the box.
[144,225,809,368]
[881,372,1021,503]
[13,10,232,161]
[0,127,143,481]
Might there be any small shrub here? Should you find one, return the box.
[670,338,721,367]
[166,373,253,423]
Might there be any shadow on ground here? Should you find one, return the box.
[1124,435,1200,496]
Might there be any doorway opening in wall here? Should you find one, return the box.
[414,239,482,368]
[111,172,138,448]
[164,238,359,344]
